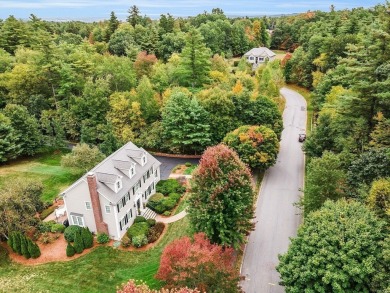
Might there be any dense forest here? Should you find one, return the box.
[272,4,389,292]
[0,7,281,160]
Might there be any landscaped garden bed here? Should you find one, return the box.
[122,216,165,249]
[147,179,186,216]
[172,162,198,175]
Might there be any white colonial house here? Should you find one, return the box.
[61,142,161,240]
[244,47,276,69]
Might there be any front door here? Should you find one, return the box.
[255,57,258,64]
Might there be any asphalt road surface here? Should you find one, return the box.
[240,87,307,293]
[154,156,199,179]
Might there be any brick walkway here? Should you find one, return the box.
[156,209,187,224]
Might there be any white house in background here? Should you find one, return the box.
[244,47,276,68]
[61,142,161,240]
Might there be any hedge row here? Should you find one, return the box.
[7,232,41,259]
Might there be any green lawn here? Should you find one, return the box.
[0,217,191,293]
[0,149,79,203]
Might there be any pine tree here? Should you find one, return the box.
[127,5,141,27]
[107,11,119,41]
[21,235,31,259]
[73,230,84,254]
[66,242,76,257]
[81,227,93,249]
[27,238,41,259]
[177,29,211,88]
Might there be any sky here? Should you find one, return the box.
[0,0,385,21]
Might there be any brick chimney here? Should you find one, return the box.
[87,172,109,235]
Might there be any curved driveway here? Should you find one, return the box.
[240,87,306,293]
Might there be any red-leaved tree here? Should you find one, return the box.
[117,279,199,293]
[156,233,240,293]
[134,51,157,79]
[188,144,254,248]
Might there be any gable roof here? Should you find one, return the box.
[244,47,276,57]
[61,141,161,204]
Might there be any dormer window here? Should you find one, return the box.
[115,179,122,193]
[142,154,147,166]
[129,166,135,178]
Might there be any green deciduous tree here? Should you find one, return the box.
[302,151,346,215]
[223,125,279,171]
[61,143,106,172]
[177,29,211,88]
[277,199,387,293]
[2,104,42,156]
[0,179,43,239]
[0,113,20,162]
[367,177,390,219]
[188,144,254,248]
[136,76,160,123]
[162,92,211,154]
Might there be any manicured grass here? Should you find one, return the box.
[0,217,191,293]
[0,149,80,204]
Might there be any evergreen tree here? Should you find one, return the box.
[127,5,141,27]
[27,238,41,259]
[73,230,84,254]
[66,242,76,257]
[162,92,211,154]
[7,232,14,251]
[81,227,93,249]
[177,29,211,88]
[107,11,119,41]
[13,232,22,255]
[20,235,31,259]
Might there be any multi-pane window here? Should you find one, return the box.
[72,215,84,227]
[117,193,130,213]
[85,202,92,210]
[105,205,111,214]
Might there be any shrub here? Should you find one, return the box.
[147,193,166,214]
[163,198,177,210]
[121,235,131,248]
[37,221,56,233]
[81,227,94,248]
[40,232,55,244]
[132,235,148,248]
[127,222,149,239]
[73,230,84,253]
[97,233,110,244]
[185,162,192,167]
[51,223,66,233]
[163,211,171,216]
[39,206,56,220]
[27,239,41,259]
[64,225,82,242]
[157,179,185,195]
[169,192,181,202]
[7,232,14,250]
[66,242,76,257]
[21,236,31,259]
[147,222,165,243]
[134,216,146,223]
[13,232,22,254]
[146,219,156,227]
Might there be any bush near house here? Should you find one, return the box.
[66,242,76,257]
[51,224,66,233]
[97,233,110,244]
[147,222,165,243]
[37,221,57,233]
[64,225,82,242]
[127,222,149,240]
[81,227,94,248]
[147,192,182,214]
[134,216,147,223]
[39,206,57,220]
[73,230,84,254]
[156,179,186,196]
[132,235,148,248]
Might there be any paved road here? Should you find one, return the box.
[240,87,307,293]
[154,156,199,180]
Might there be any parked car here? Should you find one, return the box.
[298,134,306,142]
